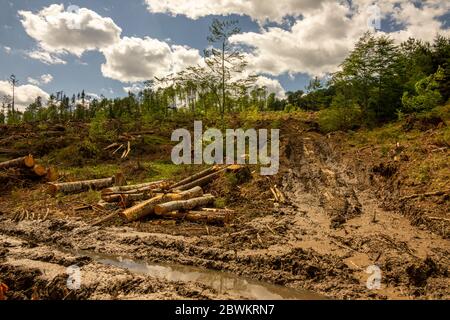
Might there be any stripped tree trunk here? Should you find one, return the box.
[154,194,215,215]
[102,180,169,195]
[0,155,35,170]
[120,186,204,222]
[164,186,204,201]
[160,209,233,225]
[48,177,116,195]
[169,166,220,190]
[120,194,165,222]
[173,169,225,191]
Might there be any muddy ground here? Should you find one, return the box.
[0,118,449,300]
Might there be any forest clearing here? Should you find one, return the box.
[0,111,448,300]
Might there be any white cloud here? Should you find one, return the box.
[254,76,286,99]
[3,46,11,54]
[86,92,100,100]
[40,74,53,84]
[26,49,67,65]
[27,77,40,86]
[145,0,333,23]
[0,81,49,111]
[101,37,202,82]
[28,74,54,86]
[19,4,122,56]
[229,0,450,77]
[123,83,144,94]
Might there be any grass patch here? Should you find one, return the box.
[63,163,120,181]
[143,135,172,146]
[142,160,185,181]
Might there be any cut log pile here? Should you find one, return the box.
[62,165,240,226]
[0,155,59,183]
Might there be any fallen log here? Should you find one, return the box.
[120,186,204,222]
[165,186,204,201]
[154,194,215,215]
[48,174,123,195]
[0,155,35,169]
[102,180,168,195]
[120,194,165,222]
[46,167,59,182]
[169,166,220,190]
[32,164,48,177]
[159,209,234,225]
[102,193,149,204]
[173,169,226,191]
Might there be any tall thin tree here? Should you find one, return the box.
[9,75,18,115]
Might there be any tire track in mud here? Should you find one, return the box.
[0,233,243,300]
[276,130,449,299]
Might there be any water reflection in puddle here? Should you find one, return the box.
[79,251,324,300]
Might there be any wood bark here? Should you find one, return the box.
[48,176,116,195]
[0,155,35,169]
[154,194,215,215]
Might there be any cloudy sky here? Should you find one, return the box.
[0,0,449,110]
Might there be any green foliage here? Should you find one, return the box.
[64,164,120,180]
[332,32,403,121]
[318,93,363,132]
[402,67,444,113]
[214,197,227,209]
[145,161,183,180]
[89,111,116,141]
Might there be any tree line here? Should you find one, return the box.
[1,20,449,132]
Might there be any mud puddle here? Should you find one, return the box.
[75,250,323,300]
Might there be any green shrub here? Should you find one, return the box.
[89,111,116,141]
[402,67,444,113]
[318,104,362,132]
